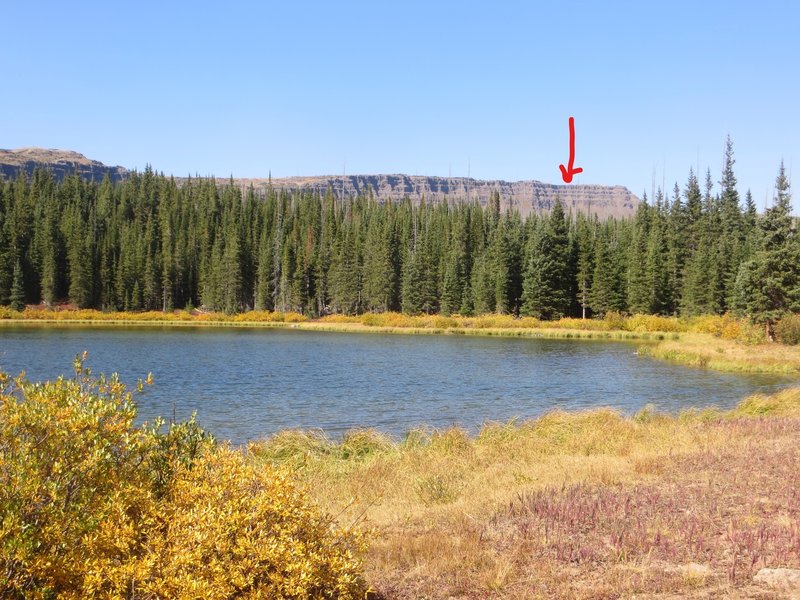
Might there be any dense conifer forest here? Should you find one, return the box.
[0,139,797,327]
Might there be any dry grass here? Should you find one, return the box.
[249,388,800,598]
[639,333,800,374]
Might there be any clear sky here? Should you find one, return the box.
[3,1,798,205]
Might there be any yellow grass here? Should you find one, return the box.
[249,387,800,598]
[638,332,800,374]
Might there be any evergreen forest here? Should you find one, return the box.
[1,139,797,328]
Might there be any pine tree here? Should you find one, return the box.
[329,223,361,314]
[574,214,595,318]
[734,163,799,340]
[663,182,686,314]
[469,251,495,314]
[489,219,512,314]
[626,200,650,313]
[363,212,395,312]
[401,246,425,314]
[67,228,94,308]
[521,200,570,319]
[440,242,465,316]
[589,223,625,316]
[9,258,25,311]
[221,233,243,314]
[254,228,274,311]
[645,209,670,314]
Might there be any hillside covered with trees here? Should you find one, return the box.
[1,139,797,334]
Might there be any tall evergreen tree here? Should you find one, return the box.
[521,200,570,319]
[9,258,25,311]
[574,214,595,318]
[589,222,626,316]
[734,163,799,340]
[627,199,651,313]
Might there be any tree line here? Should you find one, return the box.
[1,139,797,330]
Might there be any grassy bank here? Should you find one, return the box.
[250,387,800,598]
[638,333,800,374]
[3,308,800,374]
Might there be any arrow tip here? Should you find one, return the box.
[559,165,583,184]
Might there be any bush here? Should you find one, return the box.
[603,311,626,330]
[624,314,684,333]
[0,356,366,598]
[776,313,800,345]
[735,319,768,345]
[0,306,22,319]
[689,313,748,340]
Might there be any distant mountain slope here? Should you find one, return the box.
[236,174,639,218]
[0,148,128,183]
[0,148,639,218]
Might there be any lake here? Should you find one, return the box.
[0,326,792,444]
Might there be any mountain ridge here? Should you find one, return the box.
[0,148,639,218]
[0,147,129,183]
[241,174,638,218]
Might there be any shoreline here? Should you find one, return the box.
[3,314,800,375]
[0,316,666,340]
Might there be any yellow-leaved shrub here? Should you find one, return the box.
[142,448,365,599]
[0,356,366,599]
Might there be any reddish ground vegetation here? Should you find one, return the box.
[367,418,800,599]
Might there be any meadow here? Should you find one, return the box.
[252,387,800,598]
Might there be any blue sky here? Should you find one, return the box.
[3,1,798,204]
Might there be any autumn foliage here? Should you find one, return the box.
[0,356,366,598]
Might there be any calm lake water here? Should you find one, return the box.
[0,326,793,444]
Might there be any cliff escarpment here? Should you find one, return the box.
[0,148,128,183]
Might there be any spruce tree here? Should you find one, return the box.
[574,214,595,318]
[520,200,570,319]
[401,246,425,314]
[734,163,799,340]
[440,243,465,316]
[589,223,625,316]
[254,229,274,311]
[626,200,650,313]
[489,220,512,314]
[470,251,495,314]
[9,258,25,311]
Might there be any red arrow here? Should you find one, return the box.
[559,116,583,183]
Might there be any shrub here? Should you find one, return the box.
[689,313,744,339]
[282,311,309,323]
[318,313,361,324]
[735,319,768,345]
[775,313,800,345]
[603,311,626,330]
[143,447,366,599]
[0,357,366,598]
[624,314,684,333]
[360,312,414,328]
[432,315,458,329]
[0,306,20,319]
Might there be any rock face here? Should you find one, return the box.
[0,148,639,218]
[236,174,639,219]
[0,148,128,183]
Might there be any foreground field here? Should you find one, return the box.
[3,357,800,598]
[252,388,800,599]
[3,308,800,374]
